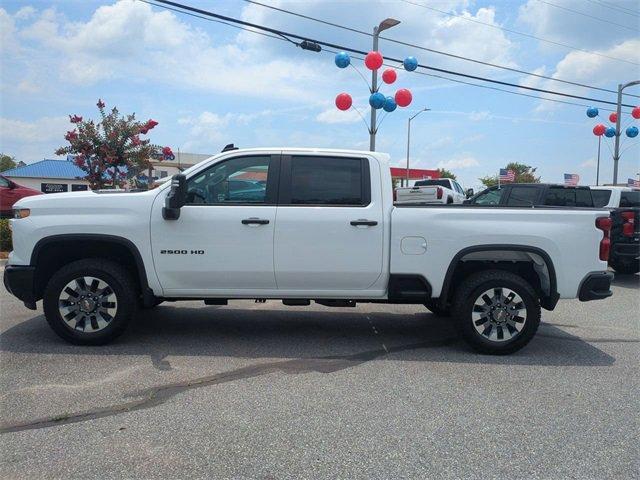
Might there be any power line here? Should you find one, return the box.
[147,0,636,109]
[536,0,639,31]
[399,0,639,66]
[583,0,640,18]
[243,0,640,98]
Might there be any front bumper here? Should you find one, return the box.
[578,271,613,302]
[3,265,37,309]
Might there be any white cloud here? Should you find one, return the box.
[580,159,597,168]
[437,156,480,169]
[469,111,492,121]
[14,6,36,21]
[0,116,70,144]
[316,108,360,124]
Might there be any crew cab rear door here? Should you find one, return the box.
[273,154,384,291]
[150,153,280,294]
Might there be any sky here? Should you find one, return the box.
[0,0,638,190]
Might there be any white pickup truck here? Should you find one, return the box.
[4,148,613,354]
[395,178,467,204]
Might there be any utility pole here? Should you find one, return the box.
[369,18,400,152]
[613,80,640,184]
[405,108,430,184]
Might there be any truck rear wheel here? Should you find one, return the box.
[43,259,137,345]
[452,270,541,355]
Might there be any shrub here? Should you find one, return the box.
[0,219,12,251]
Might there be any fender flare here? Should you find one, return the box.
[438,244,558,309]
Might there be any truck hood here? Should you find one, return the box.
[14,188,159,210]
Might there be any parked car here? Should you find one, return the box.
[465,183,594,207]
[5,148,613,354]
[591,186,639,274]
[0,175,42,218]
[395,178,467,204]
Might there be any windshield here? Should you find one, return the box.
[414,180,450,188]
[591,189,612,208]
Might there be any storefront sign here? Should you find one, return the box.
[41,183,68,194]
[71,184,88,191]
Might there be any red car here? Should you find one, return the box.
[0,175,42,218]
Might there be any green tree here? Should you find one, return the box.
[0,154,16,172]
[479,162,540,187]
[436,168,456,180]
[56,99,173,189]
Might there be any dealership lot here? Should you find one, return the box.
[0,271,638,479]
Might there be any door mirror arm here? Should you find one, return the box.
[465,188,474,198]
[163,174,187,220]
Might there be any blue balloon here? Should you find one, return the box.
[369,92,386,109]
[626,126,639,138]
[403,56,418,72]
[334,52,350,68]
[586,107,598,118]
[383,96,397,112]
[605,126,616,138]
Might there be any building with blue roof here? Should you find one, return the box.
[0,158,90,193]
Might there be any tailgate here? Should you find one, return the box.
[396,186,438,203]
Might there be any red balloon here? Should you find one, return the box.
[632,106,640,119]
[593,124,606,136]
[395,88,412,107]
[382,68,397,84]
[609,112,618,123]
[365,51,383,70]
[335,93,352,111]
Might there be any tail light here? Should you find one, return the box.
[436,187,443,199]
[595,216,612,261]
[621,211,635,237]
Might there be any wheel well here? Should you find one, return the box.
[32,237,145,300]
[439,248,557,310]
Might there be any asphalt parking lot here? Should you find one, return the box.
[0,269,638,479]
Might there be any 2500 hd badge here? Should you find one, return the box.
[160,250,205,255]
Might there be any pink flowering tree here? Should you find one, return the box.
[56,99,173,189]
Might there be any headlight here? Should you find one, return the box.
[13,208,30,219]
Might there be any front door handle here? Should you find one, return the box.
[350,219,378,227]
[242,218,270,225]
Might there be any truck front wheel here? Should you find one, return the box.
[452,270,541,355]
[43,259,137,345]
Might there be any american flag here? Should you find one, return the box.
[499,168,515,182]
[628,178,640,188]
[564,173,580,186]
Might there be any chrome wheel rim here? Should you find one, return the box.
[58,276,118,333]
[472,287,527,343]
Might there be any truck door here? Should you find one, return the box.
[273,154,384,291]
[150,154,280,295]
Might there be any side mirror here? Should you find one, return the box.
[8,180,17,189]
[466,188,474,198]
[163,174,187,220]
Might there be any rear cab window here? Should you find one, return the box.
[505,186,539,206]
[283,155,370,206]
[591,189,612,208]
[620,191,640,207]
[544,187,593,207]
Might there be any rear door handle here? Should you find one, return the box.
[242,218,270,225]
[350,219,378,227]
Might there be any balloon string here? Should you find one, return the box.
[375,111,390,133]
[619,141,638,156]
[350,105,371,133]
[349,64,372,92]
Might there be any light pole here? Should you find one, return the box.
[406,108,430,184]
[613,79,640,184]
[370,17,400,152]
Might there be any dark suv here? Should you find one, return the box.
[465,183,594,207]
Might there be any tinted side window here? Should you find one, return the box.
[185,155,270,204]
[470,188,503,206]
[545,188,576,206]
[506,187,538,206]
[0,177,9,188]
[575,189,593,207]
[290,156,365,205]
[620,191,640,207]
[592,190,612,207]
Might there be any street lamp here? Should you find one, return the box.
[613,79,640,184]
[405,108,430,184]
[370,18,400,151]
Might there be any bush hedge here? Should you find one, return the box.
[0,219,12,251]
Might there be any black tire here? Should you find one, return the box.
[452,270,541,355]
[609,257,640,275]
[424,300,451,317]
[446,197,453,204]
[43,259,137,345]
